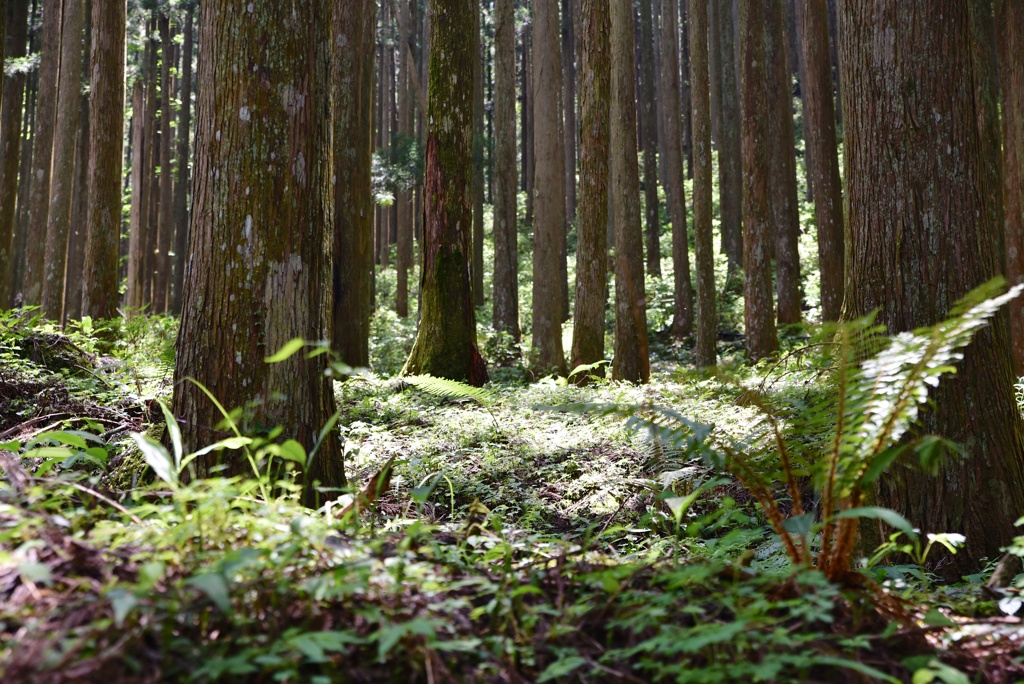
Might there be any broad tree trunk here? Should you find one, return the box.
[23,0,61,306]
[402,0,488,386]
[689,0,715,368]
[713,0,742,282]
[570,0,610,374]
[739,0,778,361]
[840,0,1024,577]
[530,0,568,375]
[0,0,29,307]
[797,0,843,321]
[64,0,90,322]
[170,7,193,315]
[173,0,344,504]
[492,0,520,341]
[638,0,660,278]
[660,0,693,340]
[610,0,649,384]
[471,0,485,308]
[332,0,376,368]
[999,1,1024,374]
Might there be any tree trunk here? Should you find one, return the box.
[713,0,742,283]
[638,0,660,278]
[561,0,577,223]
[64,0,90,322]
[679,0,692,179]
[125,80,146,313]
[523,25,534,227]
[570,0,610,374]
[142,23,158,305]
[332,0,375,368]
[12,46,36,303]
[0,0,29,307]
[610,0,650,384]
[402,0,488,386]
[82,0,122,320]
[840,0,1024,577]
[153,14,174,313]
[23,0,61,306]
[530,0,567,375]
[661,0,693,340]
[999,1,1024,375]
[765,0,802,325]
[396,0,412,318]
[739,0,778,361]
[492,0,520,341]
[689,0,715,368]
[797,0,843,321]
[170,7,193,315]
[172,0,344,504]
[471,0,485,308]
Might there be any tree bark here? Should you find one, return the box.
[661,0,693,340]
[125,80,146,313]
[739,0,778,361]
[561,0,577,223]
[396,0,412,317]
[492,0,520,341]
[999,1,1024,374]
[713,0,742,283]
[152,13,174,313]
[570,0,610,375]
[689,0,715,368]
[402,0,488,386]
[840,0,1024,577]
[64,0,90,322]
[173,0,344,503]
[332,0,375,368]
[530,0,568,375]
[797,0,843,321]
[610,0,649,384]
[170,6,193,315]
[471,0,485,308]
[142,22,158,305]
[638,0,660,278]
[0,0,29,307]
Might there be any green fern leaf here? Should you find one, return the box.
[401,374,495,406]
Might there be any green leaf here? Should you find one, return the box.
[811,656,901,684]
[537,656,589,682]
[108,589,139,627]
[131,432,176,486]
[18,561,52,585]
[0,440,20,452]
[187,436,253,460]
[264,338,305,363]
[374,618,438,661]
[157,400,183,471]
[277,439,306,467]
[835,507,917,540]
[860,445,909,485]
[922,607,956,627]
[782,512,816,537]
[186,573,231,613]
[402,374,494,406]
[22,446,74,460]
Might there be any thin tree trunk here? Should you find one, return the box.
[0,0,29,306]
[472,0,485,308]
[396,0,412,317]
[570,0,610,374]
[170,7,193,315]
[561,0,577,223]
[64,0,90,322]
[679,0,692,179]
[523,25,534,227]
[999,1,1024,375]
[638,0,660,278]
[142,22,158,305]
[153,14,174,313]
[125,80,146,312]
[13,27,37,304]
[492,0,520,341]
[689,0,715,368]
[714,0,742,283]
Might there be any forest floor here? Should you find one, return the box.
[2,307,1024,683]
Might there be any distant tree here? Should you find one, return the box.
[570,0,610,375]
[999,0,1024,374]
[125,80,148,313]
[739,0,778,361]
[492,0,521,341]
[610,0,650,384]
[531,0,568,375]
[64,4,91,323]
[711,0,742,282]
[171,5,194,315]
[402,0,488,385]
[638,0,660,278]
[689,0,715,368]
[142,23,158,305]
[0,0,29,307]
[173,0,344,503]
[396,0,412,318]
[472,0,485,309]
[796,0,843,321]
[82,0,124,320]
[841,0,1024,576]
[561,0,577,223]
[332,0,376,368]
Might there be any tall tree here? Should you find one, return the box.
[153,14,174,313]
[171,5,194,315]
[610,0,649,383]
[689,0,715,368]
[142,23,158,305]
[739,0,778,361]
[125,80,147,312]
[396,0,412,317]
[765,0,801,325]
[638,0,660,278]
[570,0,610,374]
[333,0,375,367]
[660,0,693,340]
[796,0,843,321]
[23,0,61,306]
[531,0,568,375]
[471,0,485,308]
[172,0,345,503]
[999,0,1024,374]
[64,0,91,322]
[561,0,577,222]
[841,0,1024,576]
[713,0,742,281]
[0,0,29,306]
[492,0,520,341]
[41,0,85,320]
[81,0,123,320]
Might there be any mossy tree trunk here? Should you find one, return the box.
[999,1,1024,375]
[0,0,29,307]
[492,0,520,341]
[401,0,488,387]
[689,0,715,368]
[173,0,344,504]
[570,0,610,375]
[840,0,1024,577]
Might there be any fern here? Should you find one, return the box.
[401,374,495,406]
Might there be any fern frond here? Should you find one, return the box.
[401,374,495,407]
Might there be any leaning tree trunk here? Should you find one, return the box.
[610,0,650,384]
[492,0,520,341]
[739,0,778,361]
[0,0,29,307]
[999,0,1024,375]
[401,0,488,386]
[840,0,1024,578]
[173,0,345,504]
[638,0,660,278]
[82,0,125,320]
[570,0,610,375]
[689,0,715,368]
[332,0,376,368]
[796,0,843,321]
[530,0,568,375]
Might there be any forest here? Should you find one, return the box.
[2,0,1024,681]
